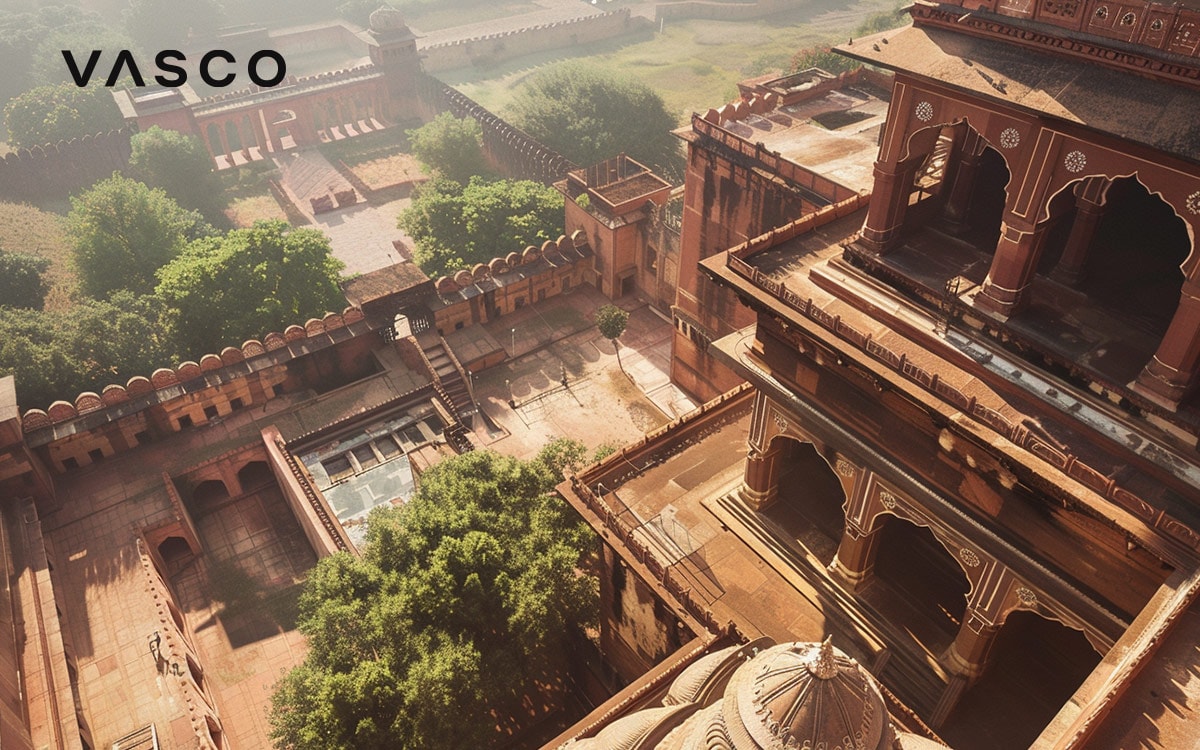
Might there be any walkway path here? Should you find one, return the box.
[273,149,415,275]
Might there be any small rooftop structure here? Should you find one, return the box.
[564,154,673,218]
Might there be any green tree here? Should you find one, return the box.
[4,82,124,149]
[0,5,106,105]
[398,176,562,279]
[507,61,682,178]
[123,0,223,51]
[155,220,346,356]
[596,303,629,371]
[405,112,488,186]
[67,174,212,298]
[0,250,50,310]
[789,47,859,75]
[0,292,177,409]
[269,448,597,750]
[129,126,227,226]
[30,23,140,87]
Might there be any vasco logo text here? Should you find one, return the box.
[62,50,287,88]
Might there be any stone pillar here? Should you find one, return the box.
[218,123,233,166]
[1132,277,1200,408]
[828,518,886,591]
[974,216,1048,317]
[859,160,919,253]
[1051,177,1110,287]
[740,450,778,510]
[945,606,1001,680]
[941,132,985,233]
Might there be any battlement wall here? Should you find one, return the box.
[655,0,794,22]
[420,10,647,72]
[0,129,132,202]
[418,74,577,184]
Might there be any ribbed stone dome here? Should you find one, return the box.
[726,638,894,750]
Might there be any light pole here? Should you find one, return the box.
[511,327,516,356]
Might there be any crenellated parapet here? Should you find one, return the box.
[420,10,645,73]
[0,129,133,202]
[418,73,577,184]
[19,307,372,473]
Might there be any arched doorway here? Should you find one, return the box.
[237,461,274,493]
[1078,177,1189,338]
[760,439,846,565]
[960,146,1010,253]
[191,479,229,515]
[864,519,970,656]
[941,611,1103,750]
[157,536,193,577]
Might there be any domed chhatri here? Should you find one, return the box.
[369,6,408,32]
[731,637,893,750]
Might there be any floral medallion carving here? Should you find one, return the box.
[959,548,981,568]
[772,413,788,434]
[999,127,1021,149]
[1064,150,1087,173]
[879,489,898,510]
[915,101,934,122]
[1186,190,1200,215]
[835,459,855,478]
[1016,586,1038,606]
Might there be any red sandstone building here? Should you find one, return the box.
[554,1,1200,749]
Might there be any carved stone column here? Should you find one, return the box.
[740,450,779,510]
[1133,277,1200,408]
[941,131,985,233]
[829,518,886,591]
[860,160,920,254]
[1051,177,1111,287]
[974,216,1049,317]
[945,607,1002,680]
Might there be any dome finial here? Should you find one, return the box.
[807,636,839,679]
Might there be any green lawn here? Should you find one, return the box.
[443,0,901,123]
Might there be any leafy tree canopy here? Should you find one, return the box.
[596,303,628,342]
[507,61,682,179]
[398,176,562,279]
[789,47,858,75]
[31,22,140,87]
[405,112,488,186]
[269,447,597,750]
[129,126,227,226]
[155,220,346,356]
[67,174,213,299]
[0,250,50,310]
[0,292,176,409]
[4,82,123,149]
[0,5,105,104]
[123,0,223,51]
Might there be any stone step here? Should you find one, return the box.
[709,492,950,720]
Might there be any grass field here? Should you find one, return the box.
[0,202,76,311]
[443,0,899,123]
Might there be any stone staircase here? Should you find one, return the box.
[709,491,952,720]
[418,333,473,419]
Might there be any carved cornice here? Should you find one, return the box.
[912,4,1200,88]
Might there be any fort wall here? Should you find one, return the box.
[0,130,132,203]
[420,10,647,73]
[417,74,577,183]
[655,0,795,22]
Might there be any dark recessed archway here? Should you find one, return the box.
[761,438,846,565]
[191,479,229,512]
[941,610,1103,750]
[1081,177,1190,338]
[237,461,274,493]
